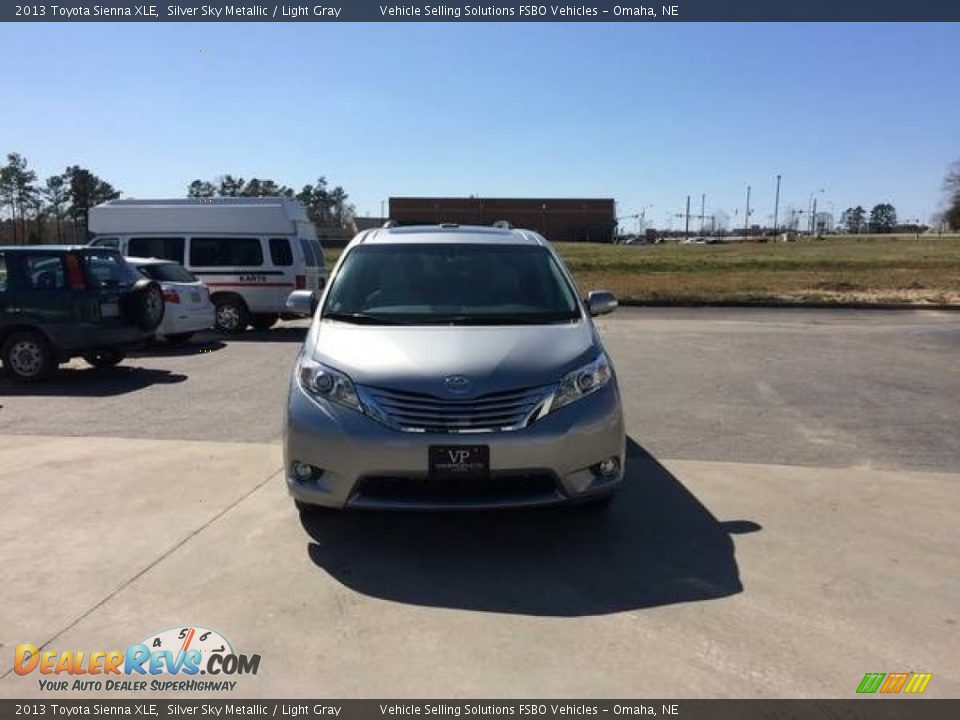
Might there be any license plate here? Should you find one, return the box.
[101,302,120,318]
[429,445,489,480]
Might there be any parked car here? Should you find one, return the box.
[284,224,625,512]
[127,258,215,344]
[87,197,326,334]
[0,246,164,382]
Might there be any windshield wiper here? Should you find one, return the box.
[433,314,578,326]
[322,311,405,325]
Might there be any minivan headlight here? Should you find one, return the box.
[297,358,362,412]
[551,353,613,412]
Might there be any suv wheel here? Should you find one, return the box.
[214,298,249,334]
[124,279,165,331]
[2,331,56,383]
[82,349,125,368]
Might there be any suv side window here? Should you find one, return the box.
[129,237,185,264]
[269,238,293,266]
[92,237,120,250]
[23,255,67,290]
[190,237,264,267]
[0,253,7,292]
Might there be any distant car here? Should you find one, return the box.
[0,246,164,382]
[127,258,215,344]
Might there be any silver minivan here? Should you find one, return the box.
[284,224,625,511]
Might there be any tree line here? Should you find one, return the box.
[187,174,355,228]
[0,153,119,244]
[838,204,899,234]
[0,151,356,245]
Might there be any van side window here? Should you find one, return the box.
[269,238,293,266]
[310,239,325,269]
[190,237,264,267]
[23,255,66,290]
[0,253,7,292]
[92,237,120,250]
[128,237,185,264]
[298,238,317,267]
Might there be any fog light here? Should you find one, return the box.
[598,458,620,477]
[292,462,320,481]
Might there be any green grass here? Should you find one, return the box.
[325,235,960,306]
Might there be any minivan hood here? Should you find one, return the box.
[310,320,598,396]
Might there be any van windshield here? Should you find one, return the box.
[322,244,580,325]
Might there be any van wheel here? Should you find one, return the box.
[214,298,249,334]
[82,349,125,368]
[2,331,57,383]
[250,314,278,331]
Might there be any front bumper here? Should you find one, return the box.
[284,379,625,510]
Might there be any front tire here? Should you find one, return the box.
[82,349,125,368]
[214,297,249,334]
[2,331,57,383]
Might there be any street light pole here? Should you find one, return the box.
[685,195,691,240]
[744,185,751,238]
[773,174,781,237]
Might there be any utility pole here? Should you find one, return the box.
[685,195,691,240]
[811,197,819,236]
[744,185,751,238]
[773,174,781,237]
[700,193,706,234]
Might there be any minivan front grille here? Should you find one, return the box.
[361,385,552,433]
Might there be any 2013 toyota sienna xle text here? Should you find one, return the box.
[283,224,625,511]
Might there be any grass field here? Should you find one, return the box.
[325,234,960,307]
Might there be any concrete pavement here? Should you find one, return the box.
[1,309,957,698]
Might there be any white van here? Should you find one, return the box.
[88,197,326,333]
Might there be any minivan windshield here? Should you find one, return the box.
[322,244,581,325]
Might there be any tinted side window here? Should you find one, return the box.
[128,237,185,264]
[0,253,7,292]
[269,238,293,266]
[92,236,120,249]
[23,255,66,290]
[190,237,264,267]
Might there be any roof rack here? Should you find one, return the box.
[382,220,399,228]
[491,220,512,229]
[439,223,459,228]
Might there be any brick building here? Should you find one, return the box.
[389,197,616,242]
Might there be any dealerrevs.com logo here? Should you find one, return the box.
[14,626,261,692]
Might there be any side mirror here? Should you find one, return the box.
[585,290,618,316]
[286,290,317,316]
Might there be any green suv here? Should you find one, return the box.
[0,246,165,383]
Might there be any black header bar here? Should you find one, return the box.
[1,700,959,719]
[5,1,960,22]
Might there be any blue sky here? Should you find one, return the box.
[3,22,957,228]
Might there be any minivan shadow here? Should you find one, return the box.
[0,366,187,397]
[300,438,760,616]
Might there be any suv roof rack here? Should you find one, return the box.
[382,220,399,228]
[491,220,512,229]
